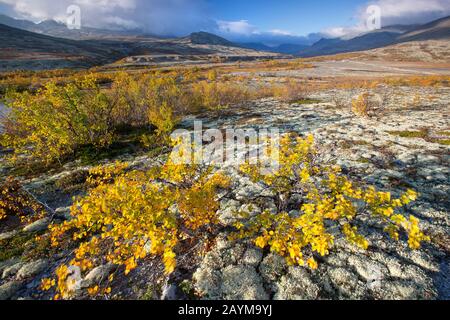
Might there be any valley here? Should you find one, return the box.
[0,9,448,302]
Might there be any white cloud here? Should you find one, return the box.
[214,20,318,46]
[103,16,139,30]
[364,0,450,21]
[2,0,448,41]
[322,25,368,39]
[269,29,294,36]
[217,20,259,35]
[0,0,211,35]
[217,21,299,37]
[0,0,136,20]
[322,0,450,38]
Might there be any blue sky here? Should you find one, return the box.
[208,0,366,36]
[1,0,449,42]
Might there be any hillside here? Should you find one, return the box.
[363,40,450,63]
[299,16,450,57]
[241,43,309,54]
[0,23,131,70]
[0,24,280,71]
[189,32,236,46]
[0,14,140,40]
[398,16,450,42]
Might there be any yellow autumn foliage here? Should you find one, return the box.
[1,74,116,164]
[351,92,372,117]
[49,144,230,298]
[233,134,429,269]
[0,177,45,222]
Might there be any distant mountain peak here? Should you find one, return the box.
[189,32,235,46]
[38,19,65,27]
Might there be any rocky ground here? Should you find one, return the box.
[0,84,449,300]
[191,86,450,300]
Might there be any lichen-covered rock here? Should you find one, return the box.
[242,248,263,267]
[54,207,72,221]
[274,267,320,300]
[16,260,48,280]
[161,284,184,300]
[0,281,23,300]
[2,262,25,279]
[377,280,437,300]
[0,258,21,275]
[327,267,366,299]
[259,253,287,283]
[23,218,50,233]
[0,230,19,241]
[218,199,241,226]
[347,255,388,282]
[82,264,114,288]
[221,265,269,300]
[193,267,222,299]
[193,241,269,300]
[64,266,83,298]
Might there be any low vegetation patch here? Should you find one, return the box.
[351,92,378,117]
[290,98,321,105]
[388,130,450,146]
[32,135,430,299]
[0,70,274,167]
[387,130,429,139]
[0,177,45,223]
[233,134,428,268]
[0,64,438,300]
[0,232,34,262]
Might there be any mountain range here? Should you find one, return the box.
[0,20,280,71]
[298,16,450,57]
[0,13,449,71]
[0,14,142,40]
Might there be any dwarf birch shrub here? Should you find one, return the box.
[44,135,430,298]
[111,72,183,139]
[233,134,429,268]
[0,75,116,164]
[351,92,371,117]
[271,79,310,102]
[191,80,252,111]
[0,72,186,165]
[47,141,231,298]
[351,92,385,117]
[0,177,45,222]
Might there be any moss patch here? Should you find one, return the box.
[387,130,428,139]
[357,158,371,164]
[0,232,34,262]
[353,140,371,146]
[290,98,321,105]
[437,131,450,137]
[434,139,450,146]
[387,130,450,146]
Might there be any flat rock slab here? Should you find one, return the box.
[16,260,48,280]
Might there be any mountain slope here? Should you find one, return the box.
[362,40,450,63]
[241,43,309,54]
[0,14,36,30]
[0,14,141,40]
[189,32,236,46]
[299,16,450,57]
[0,23,130,70]
[398,16,450,42]
[299,30,400,57]
[0,23,280,71]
